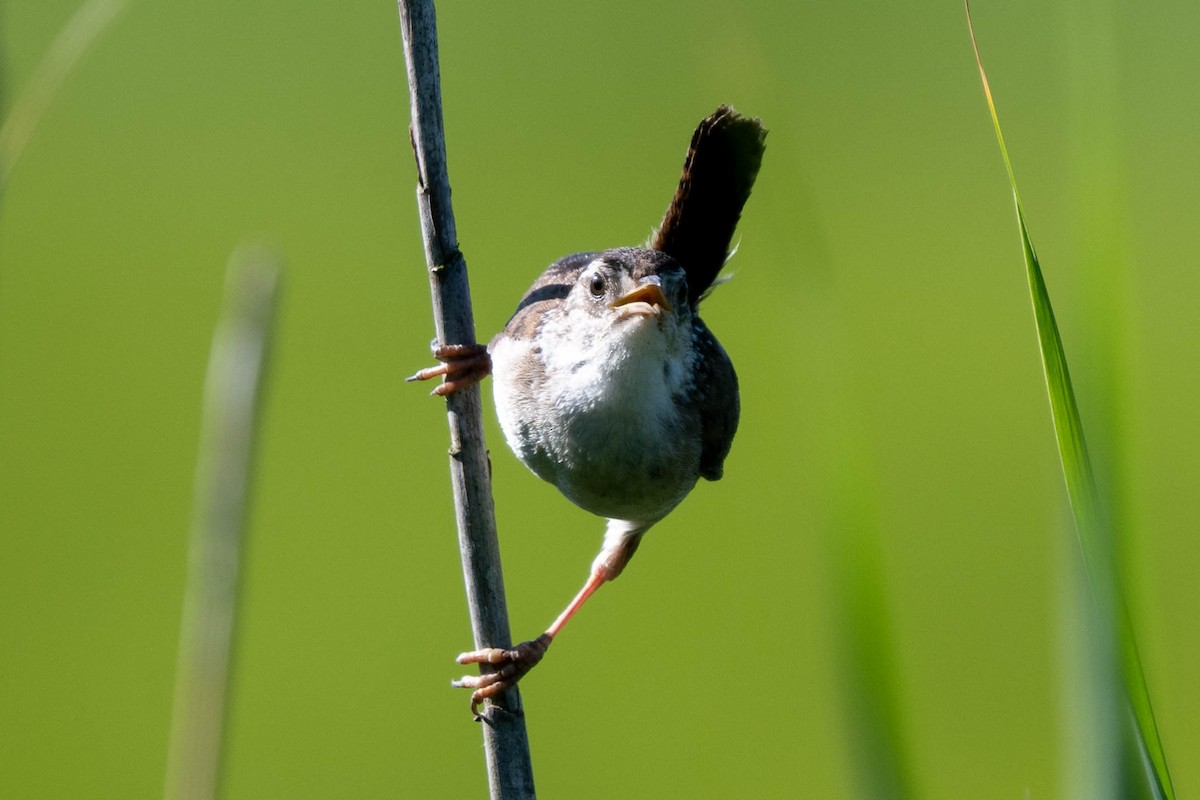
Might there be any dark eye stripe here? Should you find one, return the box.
[510,283,570,318]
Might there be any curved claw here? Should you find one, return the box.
[452,633,553,718]
[407,343,491,396]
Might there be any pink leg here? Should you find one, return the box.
[452,570,607,719]
[547,568,608,637]
[452,531,644,717]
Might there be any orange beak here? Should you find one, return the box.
[610,279,672,316]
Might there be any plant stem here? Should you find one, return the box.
[395,2,536,798]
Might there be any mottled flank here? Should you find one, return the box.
[689,317,739,480]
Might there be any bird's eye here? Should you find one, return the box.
[588,273,606,298]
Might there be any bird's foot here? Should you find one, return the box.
[406,342,491,396]
[452,632,553,719]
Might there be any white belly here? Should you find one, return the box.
[491,329,699,523]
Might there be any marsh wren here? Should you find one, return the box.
[410,106,766,714]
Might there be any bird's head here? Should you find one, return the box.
[551,247,691,348]
[497,247,696,398]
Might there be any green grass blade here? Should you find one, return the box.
[964,4,1174,798]
[832,483,914,800]
[0,0,129,193]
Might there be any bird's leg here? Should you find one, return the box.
[452,522,647,717]
[406,342,491,396]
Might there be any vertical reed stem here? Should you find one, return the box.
[396,2,536,797]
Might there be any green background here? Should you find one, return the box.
[2,1,1197,797]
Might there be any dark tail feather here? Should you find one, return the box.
[651,105,767,305]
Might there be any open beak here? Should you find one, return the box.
[610,277,672,317]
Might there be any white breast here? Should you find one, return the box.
[491,315,699,523]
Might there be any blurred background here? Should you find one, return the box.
[2,1,1197,797]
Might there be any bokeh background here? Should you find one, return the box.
[2,1,1197,797]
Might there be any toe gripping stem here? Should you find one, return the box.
[406,342,491,396]
[452,632,554,720]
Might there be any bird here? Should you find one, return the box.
[409,105,766,715]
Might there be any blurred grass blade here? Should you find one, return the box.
[803,205,911,797]
[964,4,1174,798]
[832,474,914,800]
[0,0,129,192]
[163,248,281,800]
